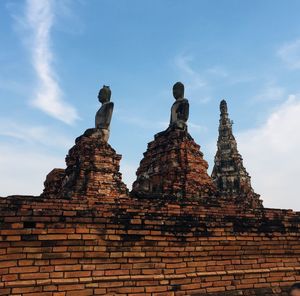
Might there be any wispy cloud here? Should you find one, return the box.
[174,54,207,90]
[173,54,215,105]
[23,0,78,124]
[189,122,208,134]
[117,114,168,130]
[0,118,73,149]
[0,142,64,196]
[0,118,74,196]
[206,66,229,78]
[237,94,300,210]
[277,39,300,70]
[253,81,285,102]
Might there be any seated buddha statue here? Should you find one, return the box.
[169,82,189,131]
[95,85,114,142]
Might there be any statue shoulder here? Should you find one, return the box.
[107,101,114,107]
[109,102,114,110]
[178,98,189,108]
[102,101,114,110]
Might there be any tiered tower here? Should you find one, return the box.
[132,128,215,199]
[59,128,128,201]
[212,100,263,207]
[131,82,215,199]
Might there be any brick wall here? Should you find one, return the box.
[0,195,299,295]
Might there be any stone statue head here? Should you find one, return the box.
[220,99,228,114]
[98,85,111,104]
[173,82,184,100]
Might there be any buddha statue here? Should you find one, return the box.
[95,85,114,142]
[169,82,189,131]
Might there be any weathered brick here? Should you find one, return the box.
[0,125,299,296]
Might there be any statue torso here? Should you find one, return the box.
[95,102,114,130]
[170,98,189,129]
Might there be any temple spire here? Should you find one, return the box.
[212,100,262,208]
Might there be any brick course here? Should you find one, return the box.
[0,124,299,295]
[0,194,299,295]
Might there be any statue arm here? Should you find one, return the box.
[103,102,114,127]
[169,107,173,125]
[184,101,189,121]
[95,102,114,129]
[178,100,189,122]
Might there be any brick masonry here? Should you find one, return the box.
[0,120,300,295]
[0,195,299,295]
[132,128,215,199]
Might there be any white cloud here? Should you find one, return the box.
[23,0,78,124]
[117,114,168,130]
[206,66,229,78]
[119,161,137,190]
[173,55,254,95]
[0,119,73,196]
[253,82,285,102]
[237,95,300,210]
[174,54,207,91]
[277,39,300,70]
[0,143,65,197]
[0,119,73,149]
[189,122,208,134]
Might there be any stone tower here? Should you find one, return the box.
[212,100,262,208]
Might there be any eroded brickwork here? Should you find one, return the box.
[0,195,300,295]
[0,108,299,295]
[212,100,262,208]
[43,128,128,202]
[132,128,215,199]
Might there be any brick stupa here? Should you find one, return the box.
[43,85,128,202]
[43,129,128,201]
[132,82,215,199]
[132,128,215,199]
[212,100,263,208]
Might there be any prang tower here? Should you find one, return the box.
[212,100,262,208]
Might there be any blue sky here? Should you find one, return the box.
[1,0,300,210]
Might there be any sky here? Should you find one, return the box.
[1,0,300,210]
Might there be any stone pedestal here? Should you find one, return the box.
[132,128,215,199]
[43,128,128,201]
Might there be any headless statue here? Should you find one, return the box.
[95,85,114,142]
[169,82,189,130]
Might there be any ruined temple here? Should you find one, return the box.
[211,100,263,208]
[0,83,299,296]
